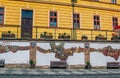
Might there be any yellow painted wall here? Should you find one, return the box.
[79,0,120,4]
[0,0,120,40]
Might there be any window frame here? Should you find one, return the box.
[111,0,117,4]
[112,17,118,29]
[93,15,100,30]
[95,0,99,2]
[73,13,80,29]
[0,7,4,25]
[49,11,58,28]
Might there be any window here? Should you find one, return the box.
[112,17,118,29]
[111,0,117,4]
[71,0,77,3]
[94,15,100,30]
[50,11,57,27]
[0,8,4,24]
[22,10,33,18]
[73,13,80,28]
[95,0,99,1]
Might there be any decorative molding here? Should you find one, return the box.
[0,42,120,61]
[0,45,29,53]
[98,46,120,60]
[26,4,29,8]
[11,0,120,12]
[81,0,120,5]
[52,5,55,11]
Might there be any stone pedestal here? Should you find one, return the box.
[84,42,90,63]
[85,49,90,63]
[30,42,37,64]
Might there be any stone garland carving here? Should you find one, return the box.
[0,45,30,53]
[0,43,120,61]
[98,46,120,60]
[37,46,51,53]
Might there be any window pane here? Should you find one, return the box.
[115,23,118,26]
[94,16,99,20]
[75,14,77,18]
[74,14,78,18]
[54,12,57,16]
[112,18,115,21]
[95,0,99,1]
[50,22,53,26]
[113,23,115,26]
[77,20,79,23]
[50,18,53,22]
[94,25,100,29]
[74,23,79,28]
[94,25,97,29]
[54,18,57,22]
[115,18,118,21]
[0,19,2,23]
[50,12,53,16]
[50,22,56,27]
[113,23,117,26]
[0,14,3,19]
[0,14,3,23]
[94,16,96,20]
[53,22,57,26]
[111,0,117,4]
[0,8,4,12]
[94,22,100,26]
[77,14,79,18]
[94,21,96,25]
[97,16,99,20]
[74,20,76,23]
[97,22,100,25]
[73,14,75,18]
[50,12,57,16]
[97,25,100,29]
[74,20,79,23]
[22,10,33,18]
[113,18,118,22]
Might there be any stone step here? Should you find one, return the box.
[0,68,120,78]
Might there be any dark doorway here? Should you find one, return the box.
[21,10,33,39]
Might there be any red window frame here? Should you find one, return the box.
[112,17,118,29]
[94,15,100,30]
[49,11,57,27]
[0,7,4,25]
[73,13,80,29]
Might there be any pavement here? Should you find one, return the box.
[0,68,120,78]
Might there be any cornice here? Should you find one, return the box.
[75,4,120,12]
[0,24,113,32]
[81,0,120,5]
[8,0,120,12]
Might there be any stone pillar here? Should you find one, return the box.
[84,42,90,64]
[30,42,37,64]
[85,49,90,63]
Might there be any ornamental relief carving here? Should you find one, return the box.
[0,42,120,61]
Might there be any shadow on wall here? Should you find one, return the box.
[90,52,120,66]
[36,52,85,66]
[0,51,29,64]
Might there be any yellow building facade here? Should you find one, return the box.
[0,0,120,40]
